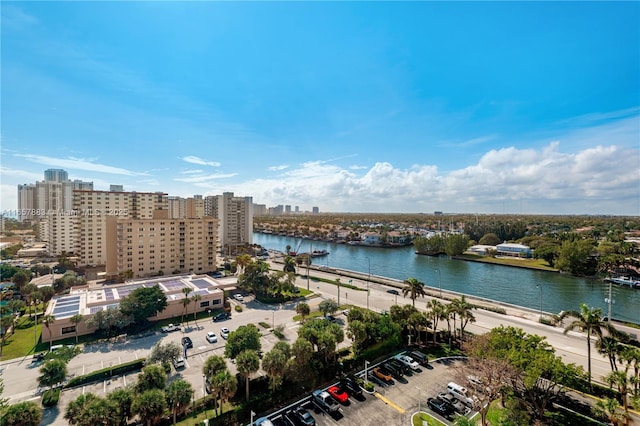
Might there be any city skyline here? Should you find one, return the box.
[1,2,639,215]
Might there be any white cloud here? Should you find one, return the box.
[182,156,221,167]
[14,154,148,176]
[268,165,289,171]
[174,173,238,183]
[181,169,204,174]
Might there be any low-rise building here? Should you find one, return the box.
[495,242,533,258]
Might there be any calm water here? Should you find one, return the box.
[253,233,640,324]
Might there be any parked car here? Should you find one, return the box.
[213,312,231,322]
[161,323,181,332]
[395,354,420,371]
[408,350,430,366]
[206,332,218,343]
[181,336,193,348]
[383,361,404,379]
[372,367,393,383]
[289,406,316,426]
[312,390,340,413]
[173,357,186,369]
[32,352,47,362]
[327,385,349,404]
[340,376,363,399]
[386,289,400,295]
[220,327,230,339]
[437,392,471,415]
[255,417,274,426]
[233,294,244,301]
[427,397,454,418]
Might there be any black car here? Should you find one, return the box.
[340,377,364,399]
[386,289,400,295]
[181,336,193,348]
[427,397,454,418]
[288,406,316,426]
[213,312,231,322]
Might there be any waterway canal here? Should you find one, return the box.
[253,233,640,324]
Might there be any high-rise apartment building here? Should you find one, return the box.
[44,168,68,182]
[208,192,253,253]
[105,216,217,279]
[73,189,168,266]
[186,195,204,218]
[168,196,186,219]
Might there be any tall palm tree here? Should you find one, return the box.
[70,314,83,344]
[451,296,476,341]
[236,350,260,401]
[235,254,252,276]
[41,314,56,351]
[597,335,622,372]
[216,370,237,414]
[604,370,632,426]
[191,293,202,325]
[180,287,191,325]
[283,256,296,273]
[564,303,613,384]
[426,299,445,344]
[402,277,426,307]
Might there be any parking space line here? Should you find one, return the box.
[374,393,406,414]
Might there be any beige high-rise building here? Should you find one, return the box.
[186,195,204,218]
[105,216,218,279]
[168,196,186,219]
[73,190,168,267]
[215,192,253,253]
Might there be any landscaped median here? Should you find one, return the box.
[64,358,146,388]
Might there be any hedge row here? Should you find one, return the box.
[65,358,145,388]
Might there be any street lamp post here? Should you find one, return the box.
[366,257,371,311]
[434,268,442,298]
[536,283,543,319]
[364,360,370,383]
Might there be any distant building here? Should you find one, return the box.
[109,185,124,192]
[312,206,319,214]
[285,205,292,214]
[496,242,533,258]
[253,203,267,216]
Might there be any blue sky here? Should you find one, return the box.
[1,2,639,215]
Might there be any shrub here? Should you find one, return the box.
[65,358,145,388]
[42,388,60,406]
[273,329,285,339]
[235,305,243,312]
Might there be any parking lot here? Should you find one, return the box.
[258,357,474,426]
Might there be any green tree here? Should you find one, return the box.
[146,342,181,370]
[563,303,612,384]
[11,269,31,292]
[236,349,260,401]
[286,338,315,383]
[119,285,167,325]
[2,401,43,426]
[262,346,289,391]
[319,299,339,317]
[65,393,100,425]
[555,239,598,276]
[604,370,631,425]
[165,378,193,425]
[38,359,67,390]
[132,389,167,426]
[191,293,202,324]
[235,253,252,275]
[70,313,83,344]
[451,295,476,341]
[402,277,426,307]
[214,370,237,414]
[295,302,310,323]
[426,299,445,344]
[202,355,227,379]
[478,232,501,246]
[346,319,368,355]
[136,364,167,393]
[180,287,191,325]
[283,255,296,273]
[444,233,470,256]
[107,387,134,426]
[224,324,262,359]
[86,307,133,337]
[593,397,628,426]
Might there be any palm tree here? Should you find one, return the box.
[597,335,622,372]
[181,287,191,325]
[451,296,476,341]
[215,370,237,414]
[564,303,613,384]
[41,314,56,351]
[402,277,426,307]
[165,378,193,426]
[236,350,260,401]
[283,256,296,273]
[235,254,252,275]
[295,302,310,323]
[604,370,632,426]
[70,314,83,344]
[426,299,445,344]
[191,293,202,325]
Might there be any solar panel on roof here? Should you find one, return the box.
[191,279,212,289]
[104,289,115,300]
[161,279,188,291]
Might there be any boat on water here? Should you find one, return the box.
[310,250,329,257]
[606,276,640,289]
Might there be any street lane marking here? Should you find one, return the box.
[375,392,406,413]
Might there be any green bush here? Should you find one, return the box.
[258,322,271,329]
[42,388,60,406]
[273,329,285,339]
[235,305,243,312]
[65,358,145,388]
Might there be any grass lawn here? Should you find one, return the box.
[455,254,558,272]
[411,412,447,426]
[1,315,47,361]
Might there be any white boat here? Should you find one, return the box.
[607,276,640,289]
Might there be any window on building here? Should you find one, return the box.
[61,326,76,335]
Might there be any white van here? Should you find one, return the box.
[447,382,475,407]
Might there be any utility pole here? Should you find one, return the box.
[605,280,614,322]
